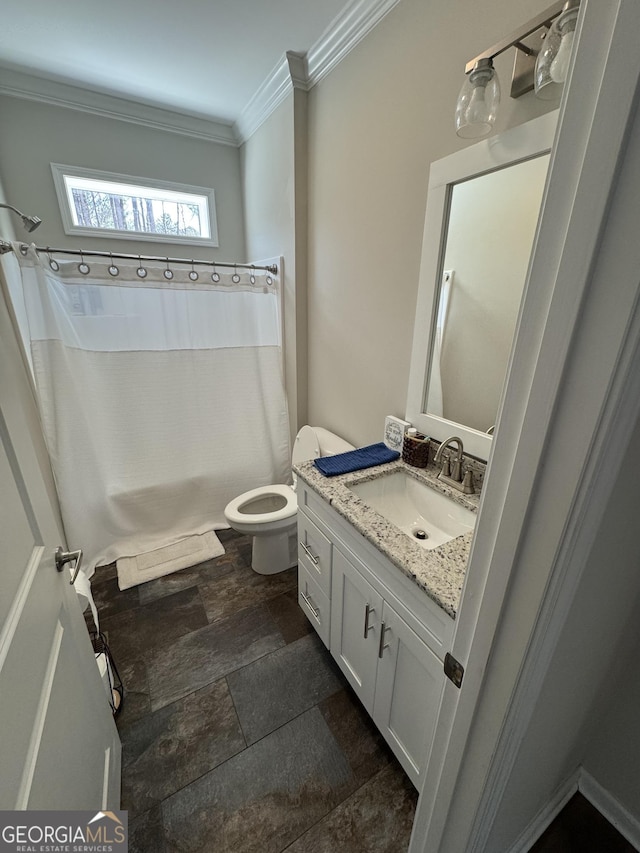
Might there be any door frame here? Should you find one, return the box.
[410,0,640,849]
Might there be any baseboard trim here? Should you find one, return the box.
[506,771,579,853]
[579,769,640,850]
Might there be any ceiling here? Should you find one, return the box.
[0,0,353,125]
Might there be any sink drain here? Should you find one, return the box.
[413,529,428,541]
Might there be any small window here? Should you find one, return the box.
[51,164,218,247]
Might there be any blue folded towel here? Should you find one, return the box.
[314,442,400,477]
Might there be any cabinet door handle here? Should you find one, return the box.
[301,589,320,618]
[300,541,319,565]
[363,603,375,638]
[378,622,390,658]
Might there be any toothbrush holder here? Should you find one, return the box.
[402,433,430,468]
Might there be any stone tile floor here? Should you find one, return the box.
[529,793,637,853]
[90,529,418,852]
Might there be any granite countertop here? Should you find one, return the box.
[294,458,480,619]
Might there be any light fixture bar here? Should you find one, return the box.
[464,0,565,75]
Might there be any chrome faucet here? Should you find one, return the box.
[433,435,475,495]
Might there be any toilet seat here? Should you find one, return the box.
[224,483,297,526]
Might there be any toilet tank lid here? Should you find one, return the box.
[292,425,321,466]
[292,425,355,468]
[314,426,355,457]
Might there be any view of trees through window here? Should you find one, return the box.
[53,168,215,242]
[70,187,204,238]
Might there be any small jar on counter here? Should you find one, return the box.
[402,428,430,468]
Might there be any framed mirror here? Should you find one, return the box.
[406,111,557,460]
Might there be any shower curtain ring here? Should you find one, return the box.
[211,263,220,283]
[136,255,147,279]
[48,249,60,271]
[249,264,256,285]
[189,260,198,282]
[163,258,174,280]
[78,251,90,275]
[108,252,119,277]
[232,264,241,284]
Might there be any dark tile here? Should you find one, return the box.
[530,793,636,852]
[137,554,236,606]
[147,604,285,711]
[319,688,393,785]
[100,586,208,667]
[93,562,118,583]
[267,589,313,644]
[227,633,344,744]
[162,707,357,853]
[116,657,151,729]
[283,763,418,853]
[92,576,141,621]
[129,805,166,853]
[121,679,246,819]
[198,565,297,624]
[216,528,242,545]
[218,532,252,570]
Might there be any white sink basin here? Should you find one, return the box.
[348,470,475,550]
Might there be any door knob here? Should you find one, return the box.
[55,546,83,585]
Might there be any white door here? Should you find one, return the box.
[330,548,382,710]
[410,3,640,851]
[373,601,444,788]
[0,280,120,810]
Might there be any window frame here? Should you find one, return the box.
[50,164,219,248]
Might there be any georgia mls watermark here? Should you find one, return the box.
[0,811,127,853]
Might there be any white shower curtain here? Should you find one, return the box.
[426,269,453,417]
[12,244,290,575]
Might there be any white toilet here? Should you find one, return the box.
[224,425,354,575]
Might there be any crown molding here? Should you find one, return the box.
[306,0,401,86]
[1,0,402,149]
[0,67,239,147]
[234,52,307,144]
[234,0,402,144]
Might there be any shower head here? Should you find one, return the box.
[0,203,42,233]
[22,214,42,232]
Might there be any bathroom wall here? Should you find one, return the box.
[305,0,555,446]
[582,607,640,822]
[241,91,308,439]
[482,410,640,850]
[0,96,246,262]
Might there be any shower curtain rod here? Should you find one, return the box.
[0,241,278,275]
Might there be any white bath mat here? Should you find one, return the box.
[116,531,225,590]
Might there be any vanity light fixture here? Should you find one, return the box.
[455,0,579,138]
[534,1,580,99]
[455,58,501,139]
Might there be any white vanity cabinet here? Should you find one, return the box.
[297,481,454,788]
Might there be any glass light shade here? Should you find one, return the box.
[455,59,501,139]
[535,5,579,100]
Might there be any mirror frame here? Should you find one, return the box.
[405,111,558,461]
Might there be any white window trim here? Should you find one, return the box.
[50,164,219,248]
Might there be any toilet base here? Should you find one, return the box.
[251,528,297,575]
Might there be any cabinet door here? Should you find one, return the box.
[373,601,444,788]
[330,548,382,711]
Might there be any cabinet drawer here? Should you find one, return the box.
[298,483,332,529]
[298,566,331,648]
[297,512,332,597]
